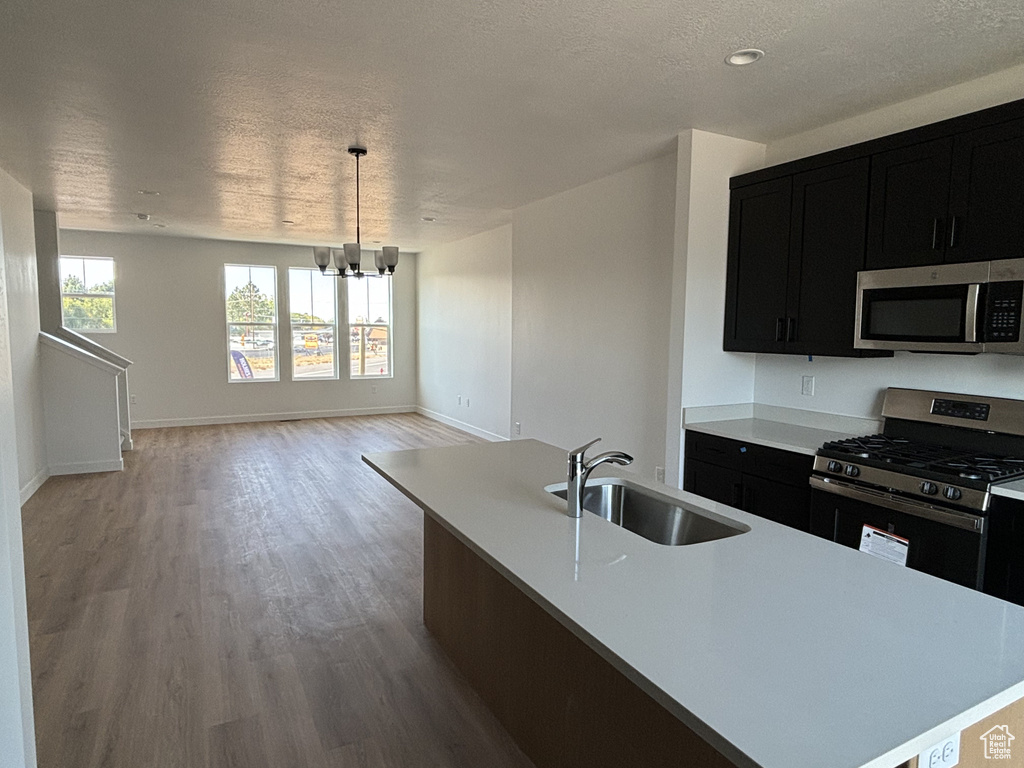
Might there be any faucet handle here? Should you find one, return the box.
[569,437,601,460]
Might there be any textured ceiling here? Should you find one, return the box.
[0,0,1022,249]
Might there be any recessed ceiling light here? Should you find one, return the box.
[153,223,167,228]
[136,213,151,221]
[137,189,160,196]
[372,240,382,244]
[725,48,764,66]
[421,216,436,222]
[281,220,295,225]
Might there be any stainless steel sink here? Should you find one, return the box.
[549,478,749,546]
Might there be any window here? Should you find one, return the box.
[289,268,338,380]
[348,277,392,378]
[225,264,278,381]
[59,256,116,331]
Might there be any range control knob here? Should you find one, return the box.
[943,486,962,501]
[920,482,938,495]
[827,460,843,473]
[844,465,860,478]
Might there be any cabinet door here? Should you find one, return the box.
[723,178,792,353]
[866,138,953,270]
[742,474,810,532]
[947,117,1024,263]
[786,158,870,356]
[682,458,743,508]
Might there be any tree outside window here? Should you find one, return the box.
[348,277,392,378]
[60,256,116,331]
[225,264,278,381]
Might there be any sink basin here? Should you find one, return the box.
[549,478,749,546]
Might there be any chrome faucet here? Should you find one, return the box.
[566,438,633,518]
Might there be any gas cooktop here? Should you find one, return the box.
[818,434,1024,485]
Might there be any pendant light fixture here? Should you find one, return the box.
[312,146,399,278]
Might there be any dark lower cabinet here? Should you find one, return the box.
[683,431,812,533]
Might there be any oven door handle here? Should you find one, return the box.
[965,283,980,343]
[809,476,985,533]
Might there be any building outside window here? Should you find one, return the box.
[348,277,392,378]
[225,264,278,381]
[59,256,116,331]
[289,268,337,380]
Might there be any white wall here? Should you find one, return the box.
[510,153,677,479]
[0,176,46,504]
[666,130,765,484]
[755,66,1024,420]
[0,168,37,768]
[59,231,418,427]
[417,226,512,440]
[765,63,1024,166]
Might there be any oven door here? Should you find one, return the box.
[810,477,987,590]
[854,262,987,353]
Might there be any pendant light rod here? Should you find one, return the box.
[350,146,364,245]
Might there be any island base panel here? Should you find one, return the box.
[421,514,922,768]
[424,513,747,768]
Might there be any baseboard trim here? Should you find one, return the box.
[133,405,417,430]
[415,407,508,442]
[49,458,124,476]
[19,467,50,505]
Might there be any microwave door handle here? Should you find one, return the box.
[965,283,980,343]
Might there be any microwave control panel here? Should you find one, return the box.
[983,281,1023,342]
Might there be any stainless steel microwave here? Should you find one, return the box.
[854,259,1024,354]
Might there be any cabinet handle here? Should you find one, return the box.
[949,216,959,248]
[775,317,785,342]
[931,218,942,250]
[786,317,797,342]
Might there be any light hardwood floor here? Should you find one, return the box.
[21,413,535,768]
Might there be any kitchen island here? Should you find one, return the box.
[364,439,1024,768]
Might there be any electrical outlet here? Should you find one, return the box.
[130,394,137,404]
[655,466,665,483]
[801,375,815,397]
[917,732,959,768]
[465,398,470,407]
[457,394,462,405]
[514,421,521,436]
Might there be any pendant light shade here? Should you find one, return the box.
[312,146,399,280]
[382,246,399,272]
[313,247,331,270]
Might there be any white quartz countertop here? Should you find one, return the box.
[993,478,1024,502]
[364,439,1024,768]
[685,417,861,455]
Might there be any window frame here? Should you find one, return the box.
[288,267,339,382]
[224,263,280,384]
[347,277,394,380]
[59,255,117,333]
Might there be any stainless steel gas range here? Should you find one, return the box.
[810,388,1024,604]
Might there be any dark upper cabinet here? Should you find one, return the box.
[786,158,871,356]
[866,138,954,270]
[723,177,792,353]
[947,116,1024,263]
[724,159,873,357]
